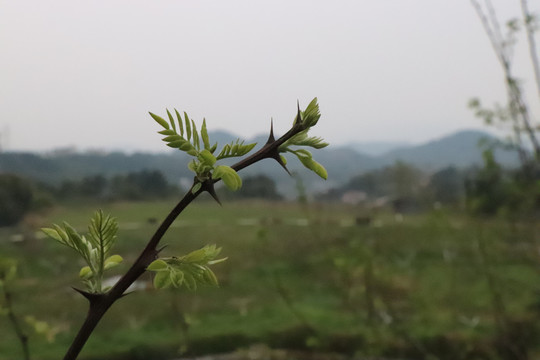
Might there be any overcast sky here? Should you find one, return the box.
[1,0,539,152]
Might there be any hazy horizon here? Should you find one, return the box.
[0,127,498,155]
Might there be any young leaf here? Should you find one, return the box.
[153,271,172,289]
[184,112,192,141]
[192,119,200,149]
[191,182,202,194]
[302,98,321,127]
[174,109,184,135]
[199,149,217,166]
[147,259,168,271]
[296,155,328,180]
[170,270,185,287]
[166,109,177,132]
[212,165,242,191]
[201,119,211,149]
[79,266,93,279]
[104,255,123,270]
[149,112,170,130]
[158,129,176,136]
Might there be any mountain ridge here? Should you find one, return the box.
[0,129,519,197]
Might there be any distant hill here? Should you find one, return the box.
[0,129,520,198]
[344,140,410,156]
[377,130,519,169]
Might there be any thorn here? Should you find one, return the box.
[266,118,276,144]
[72,287,102,303]
[268,150,291,176]
[202,180,222,206]
[157,245,168,253]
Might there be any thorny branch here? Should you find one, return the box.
[62,111,311,360]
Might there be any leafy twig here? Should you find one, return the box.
[52,98,327,360]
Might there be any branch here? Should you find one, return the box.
[62,114,311,360]
[2,282,30,360]
[520,0,540,102]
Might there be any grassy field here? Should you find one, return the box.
[1,199,540,360]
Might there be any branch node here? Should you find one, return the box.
[72,287,103,304]
[201,179,222,206]
[269,149,291,176]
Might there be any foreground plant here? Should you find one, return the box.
[1,259,59,360]
[42,98,328,360]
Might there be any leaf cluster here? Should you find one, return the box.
[147,245,226,290]
[149,110,255,192]
[42,210,123,293]
[279,98,329,179]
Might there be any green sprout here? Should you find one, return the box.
[147,245,227,290]
[42,210,123,294]
[149,110,255,192]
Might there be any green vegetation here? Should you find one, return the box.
[1,200,539,359]
[19,98,329,360]
[0,174,34,227]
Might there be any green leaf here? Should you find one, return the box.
[166,109,177,132]
[302,97,321,127]
[188,160,198,173]
[297,155,328,180]
[212,165,242,191]
[199,149,217,166]
[162,135,184,142]
[216,140,256,160]
[192,119,200,149]
[153,271,172,289]
[88,210,118,256]
[41,228,62,242]
[44,211,121,294]
[167,140,187,149]
[79,266,93,279]
[147,259,168,271]
[203,267,219,286]
[192,182,202,194]
[170,270,185,287]
[149,112,170,130]
[184,112,192,141]
[158,129,176,136]
[174,109,184,135]
[182,247,209,263]
[104,254,123,270]
[201,119,211,149]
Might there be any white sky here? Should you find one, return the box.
[1,0,539,152]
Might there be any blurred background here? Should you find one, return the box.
[1,1,540,359]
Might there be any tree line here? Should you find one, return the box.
[0,170,284,227]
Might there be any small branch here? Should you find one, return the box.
[62,117,309,360]
[520,0,540,100]
[2,282,30,360]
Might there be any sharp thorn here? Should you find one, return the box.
[202,180,222,206]
[209,190,222,206]
[72,287,102,303]
[272,152,291,176]
[266,118,276,144]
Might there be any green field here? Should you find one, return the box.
[1,199,540,360]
